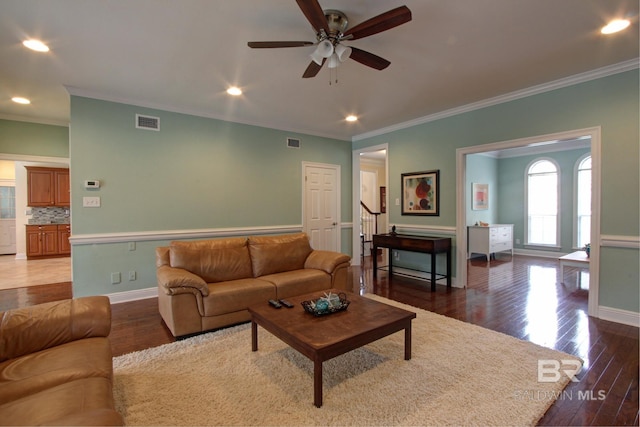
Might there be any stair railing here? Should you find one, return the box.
[360,201,380,258]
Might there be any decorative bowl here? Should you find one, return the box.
[301,292,349,316]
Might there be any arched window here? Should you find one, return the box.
[526,159,559,246]
[575,155,591,248]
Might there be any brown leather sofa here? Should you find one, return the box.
[156,232,351,337]
[0,296,123,426]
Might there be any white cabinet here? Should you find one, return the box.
[468,224,513,261]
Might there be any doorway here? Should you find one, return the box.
[0,154,70,289]
[352,143,389,264]
[456,127,601,317]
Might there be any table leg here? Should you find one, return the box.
[251,321,258,351]
[404,323,412,360]
[446,247,452,287]
[373,245,378,278]
[388,247,393,276]
[314,360,323,408]
[560,262,565,284]
[430,252,436,292]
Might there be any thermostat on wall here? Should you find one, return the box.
[84,180,100,189]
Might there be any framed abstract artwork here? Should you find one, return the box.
[401,170,439,216]
[472,183,489,210]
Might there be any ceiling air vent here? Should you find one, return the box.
[136,114,160,131]
[287,137,300,148]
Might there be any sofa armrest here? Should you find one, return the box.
[157,265,209,297]
[304,250,351,274]
[0,296,111,362]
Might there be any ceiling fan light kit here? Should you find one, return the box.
[248,0,412,79]
[310,39,334,65]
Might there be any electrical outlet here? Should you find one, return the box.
[128,242,136,251]
[111,272,121,284]
[395,198,400,206]
[394,251,400,260]
[128,271,136,281]
[516,238,521,244]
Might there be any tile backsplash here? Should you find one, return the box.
[28,207,70,224]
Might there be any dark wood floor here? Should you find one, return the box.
[0,254,637,426]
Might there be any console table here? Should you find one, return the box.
[372,233,452,291]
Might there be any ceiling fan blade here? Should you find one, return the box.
[302,59,325,78]
[343,6,412,40]
[296,0,329,34]
[349,47,390,70]
[248,41,314,48]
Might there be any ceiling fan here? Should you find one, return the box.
[247,0,412,78]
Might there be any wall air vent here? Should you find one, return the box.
[287,137,300,148]
[136,114,160,131]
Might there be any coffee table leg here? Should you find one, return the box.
[314,360,323,407]
[251,321,258,351]
[404,323,412,360]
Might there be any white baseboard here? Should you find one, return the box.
[15,252,27,260]
[107,287,158,304]
[598,306,640,328]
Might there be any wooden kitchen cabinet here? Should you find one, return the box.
[26,167,70,207]
[54,170,71,206]
[58,224,71,255]
[26,224,70,259]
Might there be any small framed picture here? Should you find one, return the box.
[401,170,439,216]
[472,183,489,210]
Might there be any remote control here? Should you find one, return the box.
[268,299,282,308]
[279,299,294,308]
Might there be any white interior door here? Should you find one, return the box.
[303,163,340,251]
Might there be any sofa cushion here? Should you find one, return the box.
[203,278,275,316]
[0,377,122,426]
[0,338,112,404]
[169,238,253,283]
[261,269,331,300]
[248,233,313,277]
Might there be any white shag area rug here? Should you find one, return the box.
[113,295,581,426]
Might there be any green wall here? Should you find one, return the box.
[497,148,591,252]
[466,154,498,226]
[354,69,639,313]
[69,96,352,296]
[0,119,68,157]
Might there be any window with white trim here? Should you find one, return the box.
[575,155,591,248]
[526,159,559,246]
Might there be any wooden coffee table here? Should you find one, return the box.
[248,289,416,407]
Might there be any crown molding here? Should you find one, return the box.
[0,113,68,127]
[353,58,640,142]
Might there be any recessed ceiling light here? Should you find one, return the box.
[226,87,242,96]
[346,115,358,122]
[601,19,631,34]
[22,39,49,52]
[11,97,31,105]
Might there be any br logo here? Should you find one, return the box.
[538,359,582,383]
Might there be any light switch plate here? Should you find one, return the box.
[83,196,101,207]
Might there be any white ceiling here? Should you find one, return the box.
[1,0,638,141]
